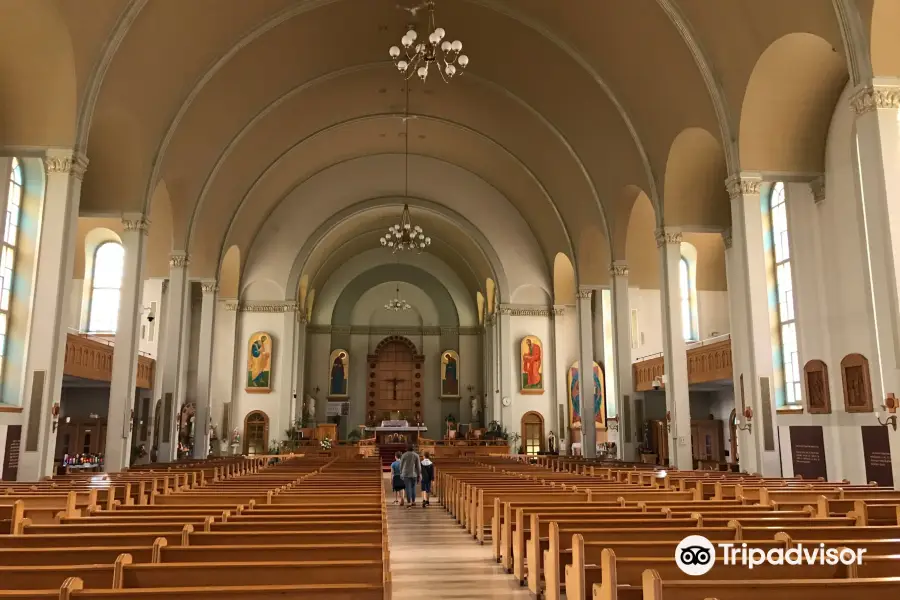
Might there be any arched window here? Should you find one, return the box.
[769,182,801,405]
[0,158,23,375]
[679,256,695,341]
[87,241,125,333]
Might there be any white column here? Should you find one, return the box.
[146,280,169,460]
[104,214,149,472]
[724,174,780,476]
[850,81,900,486]
[611,261,635,460]
[498,310,513,427]
[656,228,692,469]
[550,307,566,444]
[191,280,216,459]
[18,150,87,480]
[294,316,308,422]
[576,288,596,458]
[157,253,189,462]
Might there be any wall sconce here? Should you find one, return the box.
[312,386,320,395]
[876,394,898,431]
[736,406,753,434]
[466,385,475,394]
[665,411,671,433]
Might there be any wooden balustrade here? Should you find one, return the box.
[632,336,732,391]
[64,333,155,389]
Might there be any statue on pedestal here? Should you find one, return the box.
[470,395,481,425]
[306,395,317,425]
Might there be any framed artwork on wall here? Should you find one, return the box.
[328,349,349,398]
[441,350,460,397]
[567,361,606,429]
[841,353,873,413]
[520,336,543,394]
[246,332,273,393]
[804,359,831,414]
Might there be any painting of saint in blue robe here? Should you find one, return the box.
[328,349,349,397]
[567,361,606,428]
[441,350,460,397]
[246,332,273,393]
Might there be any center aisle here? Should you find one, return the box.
[386,480,530,600]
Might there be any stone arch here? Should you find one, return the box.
[373,335,420,358]
[870,0,900,76]
[740,33,848,172]
[611,185,651,260]
[219,245,240,299]
[576,224,612,286]
[625,192,660,289]
[0,0,77,146]
[663,128,730,229]
[553,253,576,305]
[146,180,174,278]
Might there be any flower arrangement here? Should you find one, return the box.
[320,437,333,451]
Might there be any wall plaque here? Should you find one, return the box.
[804,360,831,414]
[2,425,22,481]
[789,425,827,480]
[841,353,873,413]
[861,425,894,487]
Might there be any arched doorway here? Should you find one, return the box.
[521,411,544,456]
[367,336,424,424]
[729,408,739,466]
[243,411,269,455]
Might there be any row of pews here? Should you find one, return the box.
[437,456,900,600]
[0,455,390,599]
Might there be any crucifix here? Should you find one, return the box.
[387,377,406,400]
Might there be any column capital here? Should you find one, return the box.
[122,214,150,235]
[609,261,629,277]
[721,228,733,249]
[44,150,88,180]
[810,175,826,205]
[850,81,900,116]
[576,287,594,300]
[169,253,190,269]
[654,228,683,248]
[200,280,218,294]
[724,173,762,200]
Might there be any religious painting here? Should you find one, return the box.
[567,361,606,429]
[804,360,831,415]
[328,349,349,398]
[520,336,543,394]
[441,350,460,397]
[246,332,273,393]
[841,353,873,413]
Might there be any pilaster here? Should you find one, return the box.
[18,149,87,480]
[294,313,308,423]
[157,253,189,461]
[192,280,217,458]
[498,310,512,427]
[610,261,634,460]
[105,213,149,472]
[576,287,596,458]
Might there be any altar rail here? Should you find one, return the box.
[418,438,511,458]
[632,334,732,392]
[64,332,155,389]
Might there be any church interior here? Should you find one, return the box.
[2,0,900,598]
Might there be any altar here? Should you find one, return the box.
[364,420,428,445]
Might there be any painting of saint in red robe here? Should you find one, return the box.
[520,336,544,394]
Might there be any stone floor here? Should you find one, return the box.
[386,478,531,599]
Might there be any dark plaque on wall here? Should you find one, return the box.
[804,360,831,414]
[2,425,22,481]
[789,425,827,480]
[841,353,873,413]
[861,426,894,487]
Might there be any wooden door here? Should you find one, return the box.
[374,341,414,419]
[521,411,544,455]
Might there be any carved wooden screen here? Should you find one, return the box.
[841,353,873,413]
[367,337,424,424]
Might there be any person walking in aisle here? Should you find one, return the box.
[420,452,435,507]
[399,444,421,510]
[390,451,404,505]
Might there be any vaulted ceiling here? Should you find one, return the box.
[1,0,889,298]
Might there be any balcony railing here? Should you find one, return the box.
[632,334,732,392]
[64,331,155,389]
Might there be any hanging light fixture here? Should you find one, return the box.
[389,1,468,83]
[385,286,412,311]
[380,80,431,253]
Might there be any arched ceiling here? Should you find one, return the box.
[3,0,862,290]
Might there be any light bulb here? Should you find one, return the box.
[417,66,428,79]
[451,40,462,52]
[404,223,411,229]
[435,27,445,39]
[380,237,386,244]
[389,46,401,58]
[398,60,408,72]
[407,29,417,41]
[425,236,431,244]
[429,32,440,44]
[441,40,451,52]
[458,54,468,67]
[401,35,412,48]
[446,64,456,76]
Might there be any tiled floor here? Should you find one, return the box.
[386,481,531,599]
